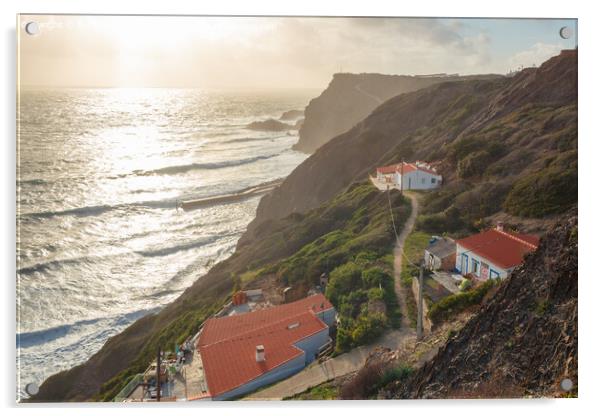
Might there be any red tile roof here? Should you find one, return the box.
[198,294,333,398]
[376,164,399,174]
[199,294,332,346]
[377,161,440,177]
[456,228,539,269]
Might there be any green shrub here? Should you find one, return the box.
[351,312,388,345]
[459,278,472,292]
[354,250,379,267]
[417,206,467,234]
[325,262,363,307]
[361,267,389,288]
[428,279,497,324]
[504,159,577,218]
[367,287,385,301]
[457,150,492,178]
[378,363,413,389]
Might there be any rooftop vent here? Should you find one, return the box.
[496,222,504,232]
[287,322,300,330]
[255,345,265,362]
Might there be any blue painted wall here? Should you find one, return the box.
[294,327,330,364]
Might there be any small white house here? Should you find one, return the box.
[455,224,539,280]
[394,161,442,190]
[375,161,442,191]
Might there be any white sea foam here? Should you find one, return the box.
[16,88,311,398]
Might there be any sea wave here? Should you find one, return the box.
[18,232,237,276]
[17,307,160,349]
[134,233,238,258]
[20,199,179,220]
[17,178,49,186]
[18,256,98,276]
[133,153,279,176]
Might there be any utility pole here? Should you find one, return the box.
[156,347,161,402]
[399,163,404,197]
[416,263,424,341]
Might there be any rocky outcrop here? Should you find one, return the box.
[280,109,304,121]
[395,212,577,398]
[294,73,501,154]
[246,119,292,131]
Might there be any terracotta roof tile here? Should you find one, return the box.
[198,294,332,398]
[456,229,539,269]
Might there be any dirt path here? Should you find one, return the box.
[394,192,419,328]
[244,187,420,401]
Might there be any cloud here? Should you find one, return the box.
[508,42,563,71]
[19,16,559,89]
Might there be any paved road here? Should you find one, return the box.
[245,184,419,401]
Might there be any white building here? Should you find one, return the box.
[394,161,442,191]
[455,224,539,280]
[375,161,442,191]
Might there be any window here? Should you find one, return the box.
[421,178,425,184]
[490,270,500,279]
[431,178,436,184]
[471,258,479,273]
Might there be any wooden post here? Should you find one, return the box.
[156,347,161,402]
[416,265,424,340]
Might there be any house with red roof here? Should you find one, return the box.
[455,223,540,280]
[375,161,442,190]
[196,294,335,400]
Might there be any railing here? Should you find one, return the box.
[113,373,143,402]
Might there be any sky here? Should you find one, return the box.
[18,15,577,90]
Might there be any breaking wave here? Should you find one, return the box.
[17,307,160,349]
[133,153,279,176]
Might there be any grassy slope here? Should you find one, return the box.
[247,51,576,245]
[35,181,408,401]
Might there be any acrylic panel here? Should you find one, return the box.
[16,14,578,402]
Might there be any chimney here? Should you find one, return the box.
[496,222,504,232]
[255,345,265,362]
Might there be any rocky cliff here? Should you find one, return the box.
[241,50,576,245]
[294,73,500,154]
[395,211,577,398]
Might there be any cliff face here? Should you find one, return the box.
[294,73,500,154]
[33,51,577,402]
[241,50,576,246]
[396,212,577,398]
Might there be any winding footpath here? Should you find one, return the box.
[244,180,419,400]
[394,192,419,328]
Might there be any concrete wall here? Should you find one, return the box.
[455,244,508,279]
[412,275,432,334]
[215,353,306,400]
[425,251,455,271]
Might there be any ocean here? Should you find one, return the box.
[16,87,313,397]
